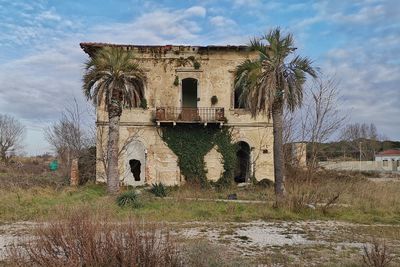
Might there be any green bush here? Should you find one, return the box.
[150,183,168,198]
[173,76,179,86]
[193,61,201,69]
[140,98,148,109]
[116,191,141,208]
[78,146,96,185]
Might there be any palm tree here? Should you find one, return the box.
[82,46,146,194]
[234,28,317,203]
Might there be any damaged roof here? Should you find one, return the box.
[80,42,249,56]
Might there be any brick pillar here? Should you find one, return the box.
[70,158,79,186]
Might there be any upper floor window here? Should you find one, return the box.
[234,88,245,109]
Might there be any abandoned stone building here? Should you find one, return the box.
[80,43,274,186]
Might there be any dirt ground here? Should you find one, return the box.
[2,220,400,266]
[173,220,400,266]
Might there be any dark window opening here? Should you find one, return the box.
[234,141,250,183]
[129,159,141,181]
[234,89,245,109]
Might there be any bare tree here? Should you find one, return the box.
[0,114,25,162]
[283,77,347,169]
[302,78,347,168]
[44,99,94,173]
[340,122,382,160]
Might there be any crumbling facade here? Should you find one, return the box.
[80,43,274,186]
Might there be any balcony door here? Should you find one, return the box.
[181,78,199,121]
[182,78,198,108]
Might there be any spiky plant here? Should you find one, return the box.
[150,183,167,198]
[82,46,146,194]
[234,27,317,204]
[116,191,142,208]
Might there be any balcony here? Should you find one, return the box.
[155,107,225,125]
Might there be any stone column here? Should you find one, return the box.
[70,158,79,186]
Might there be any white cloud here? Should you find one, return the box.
[233,0,261,7]
[184,6,207,17]
[323,44,400,139]
[209,16,236,27]
[38,10,62,21]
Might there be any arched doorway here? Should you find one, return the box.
[124,140,146,186]
[182,78,198,108]
[234,141,251,183]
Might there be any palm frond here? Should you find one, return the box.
[234,27,318,117]
[82,46,146,112]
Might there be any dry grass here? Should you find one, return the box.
[6,209,181,267]
[1,162,400,224]
[0,157,65,189]
[282,168,400,223]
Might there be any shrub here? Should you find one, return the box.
[211,95,218,105]
[78,146,96,185]
[6,211,182,267]
[193,61,201,69]
[256,179,274,188]
[117,191,142,208]
[150,183,167,197]
[173,76,179,86]
[140,98,148,109]
[283,167,345,213]
[362,238,393,267]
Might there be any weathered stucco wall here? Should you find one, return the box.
[93,45,274,186]
[97,125,182,186]
[204,146,224,182]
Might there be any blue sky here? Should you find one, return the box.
[0,0,399,154]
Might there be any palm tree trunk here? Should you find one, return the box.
[106,115,120,194]
[272,101,286,204]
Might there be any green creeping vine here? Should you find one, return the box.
[161,125,237,187]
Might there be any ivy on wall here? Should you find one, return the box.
[161,125,237,187]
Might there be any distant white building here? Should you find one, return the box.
[375,149,400,171]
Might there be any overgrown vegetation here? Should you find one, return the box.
[1,171,400,224]
[6,210,181,267]
[161,125,237,187]
[1,159,400,225]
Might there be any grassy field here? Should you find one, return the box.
[1,173,400,224]
[1,160,400,266]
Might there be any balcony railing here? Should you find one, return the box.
[155,107,225,123]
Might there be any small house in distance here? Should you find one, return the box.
[375,149,400,171]
[80,43,274,186]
